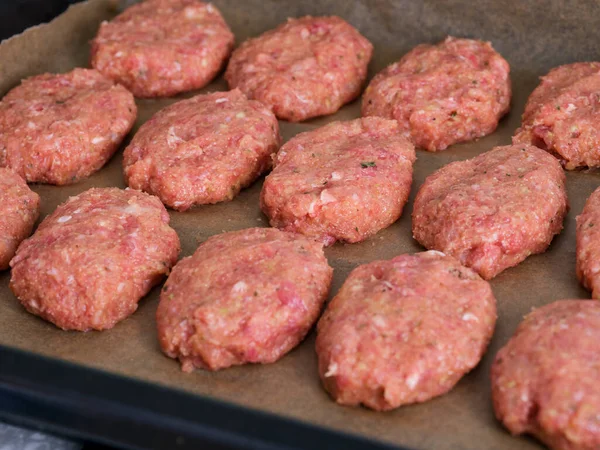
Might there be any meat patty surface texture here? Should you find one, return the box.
[0,68,136,185]
[491,300,600,450]
[157,227,333,372]
[316,251,496,411]
[362,36,511,151]
[225,16,373,122]
[10,187,180,331]
[0,168,40,270]
[261,117,415,246]
[412,144,568,279]
[576,186,600,299]
[91,0,234,98]
[124,89,280,211]
[513,62,600,169]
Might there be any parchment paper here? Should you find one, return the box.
[1,1,599,449]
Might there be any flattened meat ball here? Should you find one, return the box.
[412,144,568,279]
[91,0,234,98]
[260,117,415,245]
[576,187,600,299]
[225,16,373,122]
[316,251,496,411]
[157,227,333,372]
[492,300,600,450]
[513,62,600,169]
[362,37,511,151]
[0,169,40,270]
[124,89,280,211]
[0,68,136,185]
[10,188,180,331]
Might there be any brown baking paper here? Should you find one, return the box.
[1,0,599,448]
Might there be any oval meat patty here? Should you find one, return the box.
[491,300,600,450]
[0,68,136,185]
[316,251,496,411]
[576,187,600,299]
[124,89,280,211]
[225,16,373,122]
[91,0,234,98]
[10,188,180,331]
[0,169,40,270]
[362,36,511,151]
[157,227,333,372]
[260,117,415,246]
[513,62,600,170]
[412,144,568,280]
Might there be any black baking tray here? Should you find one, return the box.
[0,345,400,449]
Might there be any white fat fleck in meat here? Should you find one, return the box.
[566,103,576,113]
[235,112,246,119]
[117,282,126,293]
[424,250,445,257]
[320,190,336,204]
[406,373,420,390]
[351,193,359,202]
[462,312,478,322]
[91,136,105,144]
[381,280,394,290]
[167,126,184,147]
[29,299,40,310]
[215,98,228,103]
[330,172,341,181]
[27,122,36,129]
[115,51,124,57]
[232,281,247,294]
[308,200,317,215]
[372,315,387,328]
[172,201,185,208]
[324,362,338,377]
[300,28,310,39]
[57,215,72,223]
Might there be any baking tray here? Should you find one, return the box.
[0,0,599,449]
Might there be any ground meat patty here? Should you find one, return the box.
[412,144,568,279]
[576,187,600,299]
[0,169,40,270]
[362,36,511,151]
[124,89,280,211]
[10,188,180,331]
[260,117,415,246]
[513,62,600,170]
[91,0,234,98]
[225,16,373,122]
[157,227,333,372]
[491,300,600,450]
[0,68,136,185]
[316,251,496,411]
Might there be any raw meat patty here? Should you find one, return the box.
[576,187,600,298]
[316,251,496,411]
[362,36,511,151]
[0,169,40,270]
[157,227,333,372]
[124,89,280,211]
[0,68,136,185]
[491,300,600,450]
[225,16,373,122]
[513,62,600,170]
[412,144,568,279]
[260,117,415,245]
[10,188,180,331]
[91,0,234,98]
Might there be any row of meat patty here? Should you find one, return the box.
[2,1,600,450]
